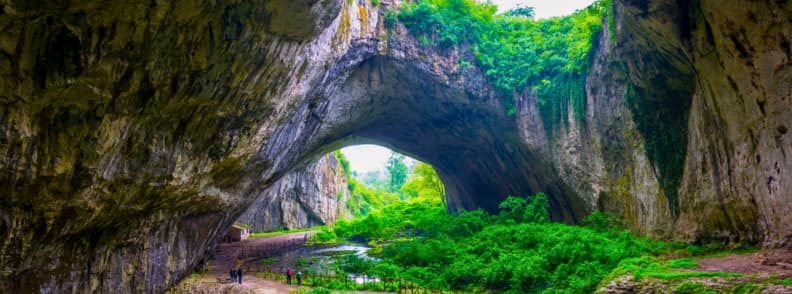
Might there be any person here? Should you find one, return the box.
[296,270,303,286]
[229,268,236,282]
[286,268,293,284]
[237,268,243,284]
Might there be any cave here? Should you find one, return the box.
[284,55,587,221]
[1,0,790,292]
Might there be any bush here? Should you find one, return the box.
[666,258,700,269]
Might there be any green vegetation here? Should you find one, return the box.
[249,226,320,238]
[333,150,350,177]
[339,150,437,217]
[290,287,331,294]
[257,257,279,265]
[400,162,445,204]
[345,177,400,217]
[384,8,398,28]
[315,151,754,293]
[396,0,610,126]
[607,256,742,281]
[666,258,701,269]
[385,152,408,193]
[675,282,709,294]
[317,193,656,293]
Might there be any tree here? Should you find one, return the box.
[386,152,408,193]
[505,5,535,19]
[401,162,445,205]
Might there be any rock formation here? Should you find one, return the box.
[236,153,351,232]
[0,0,789,292]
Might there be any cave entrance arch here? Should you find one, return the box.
[266,55,587,223]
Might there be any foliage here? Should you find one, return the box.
[504,5,534,19]
[400,162,445,205]
[396,0,611,123]
[346,177,400,217]
[371,0,380,7]
[290,287,331,294]
[384,8,398,28]
[325,194,663,293]
[257,257,279,265]
[666,258,701,269]
[386,152,408,194]
[333,150,351,178]
[607,256,742,282]
[249,226,320,238]
[583,211,623,232]
[497,194,549,224]
[310,227,337,243]
[675,282,709,294]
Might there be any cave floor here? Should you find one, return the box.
[695,249,792,279]
[170,231,392,293]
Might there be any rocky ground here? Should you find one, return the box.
[598,249,792,293]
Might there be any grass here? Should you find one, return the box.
[608,256,743,283]
[257,257,279,265]
[249,226,323,239]
[667,258,701,269]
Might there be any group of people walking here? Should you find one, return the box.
[285,268,303,286]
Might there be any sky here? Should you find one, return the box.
[340,1,596,173]
[490,0,597,19]
[340,145,417,174]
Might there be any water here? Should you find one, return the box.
[252,242,374,276]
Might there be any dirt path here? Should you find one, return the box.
[170,231,391,294]
[695,248,792,279]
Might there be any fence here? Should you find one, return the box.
[253,270,452,293]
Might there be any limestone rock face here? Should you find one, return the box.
[236,153,351,232]
[0,0,791,292]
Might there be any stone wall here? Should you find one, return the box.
[236,153,351,232]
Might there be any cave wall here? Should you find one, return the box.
[236,153,351,232]
[517,0,792,245]
[0,0,377,291]
[0,0,791,292]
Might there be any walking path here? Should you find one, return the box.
[170,231,391,294]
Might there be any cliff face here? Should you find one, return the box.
[236,153,351,232]
[523,0,792,245]
[0,0,790,292]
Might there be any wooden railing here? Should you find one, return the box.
[253,270,453,293]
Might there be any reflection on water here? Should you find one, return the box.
[249,242,375,280]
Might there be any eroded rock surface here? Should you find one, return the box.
[236,153,351,232]
[0,0,790,292]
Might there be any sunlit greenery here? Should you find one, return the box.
[396,0,610,129]
[314,149,754,293]
[318,193,653,293]
[400,162,445,204]
[385,152,408,193]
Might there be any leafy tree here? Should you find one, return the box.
[385,152,408,193]
[396,0,610,126]
[400,162,445,205]
[505,5,534,19]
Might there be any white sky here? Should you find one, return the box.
[490,0,597,19]
[340,1,595,173]
[340,144,416,174]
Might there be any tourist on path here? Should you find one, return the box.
[286,268,293,284]
[237,268,243,284]
[229,268,236,282]
[296,270,303,286]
